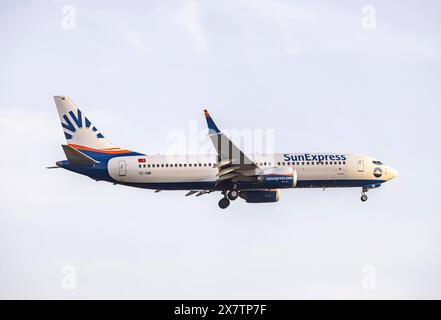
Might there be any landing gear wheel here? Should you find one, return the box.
[218,197,230,209]
[227,190,239,201]
[361,194,368,202]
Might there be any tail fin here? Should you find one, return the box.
[54,96,115,149]
[54,96,143,160]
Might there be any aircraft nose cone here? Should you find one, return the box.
[388,167,398,180]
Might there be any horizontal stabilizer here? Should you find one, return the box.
[62,145,99,167]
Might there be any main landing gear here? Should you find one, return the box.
[218,190,239,209]
[361,187,368,202]
[218,197,230,209]
[227,190,239,201]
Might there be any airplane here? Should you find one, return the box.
[50,96,398,209]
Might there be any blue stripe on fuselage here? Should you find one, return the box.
[117,179,386,191]
[57,160,112,181]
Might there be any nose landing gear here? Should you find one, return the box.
[361,187,368,202]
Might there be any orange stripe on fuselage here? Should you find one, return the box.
[68,144,133,154]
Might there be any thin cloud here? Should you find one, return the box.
[125,31,146,51]
[241,0,317,53]
[241,0,317,23]
[174,0,207,53]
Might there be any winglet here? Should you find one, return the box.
[204,109,221,134]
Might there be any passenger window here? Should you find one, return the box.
[179,164,182,167]
[204,163,207,167]
[306,162,309,165]
[302,162,305,165]
[161,164,164,167]
[148,164,151,168]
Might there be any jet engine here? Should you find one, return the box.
[240,189,280,203]
[256,166,297,189]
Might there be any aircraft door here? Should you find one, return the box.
[118,160,127,176]
[357,157,364,172]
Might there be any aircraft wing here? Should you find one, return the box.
[185,190,214,197]
[204,110,260,182]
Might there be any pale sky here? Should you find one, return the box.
[1,0,440,299]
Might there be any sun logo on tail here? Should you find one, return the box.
[61,109,105,140]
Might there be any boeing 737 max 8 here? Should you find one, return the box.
[50,96,398,209]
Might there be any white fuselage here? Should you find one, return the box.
[106,153,397,189]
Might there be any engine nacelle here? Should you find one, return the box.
[257,167,297,189]
[240,190,280,203]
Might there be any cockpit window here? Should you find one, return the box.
[372,160,383,165]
